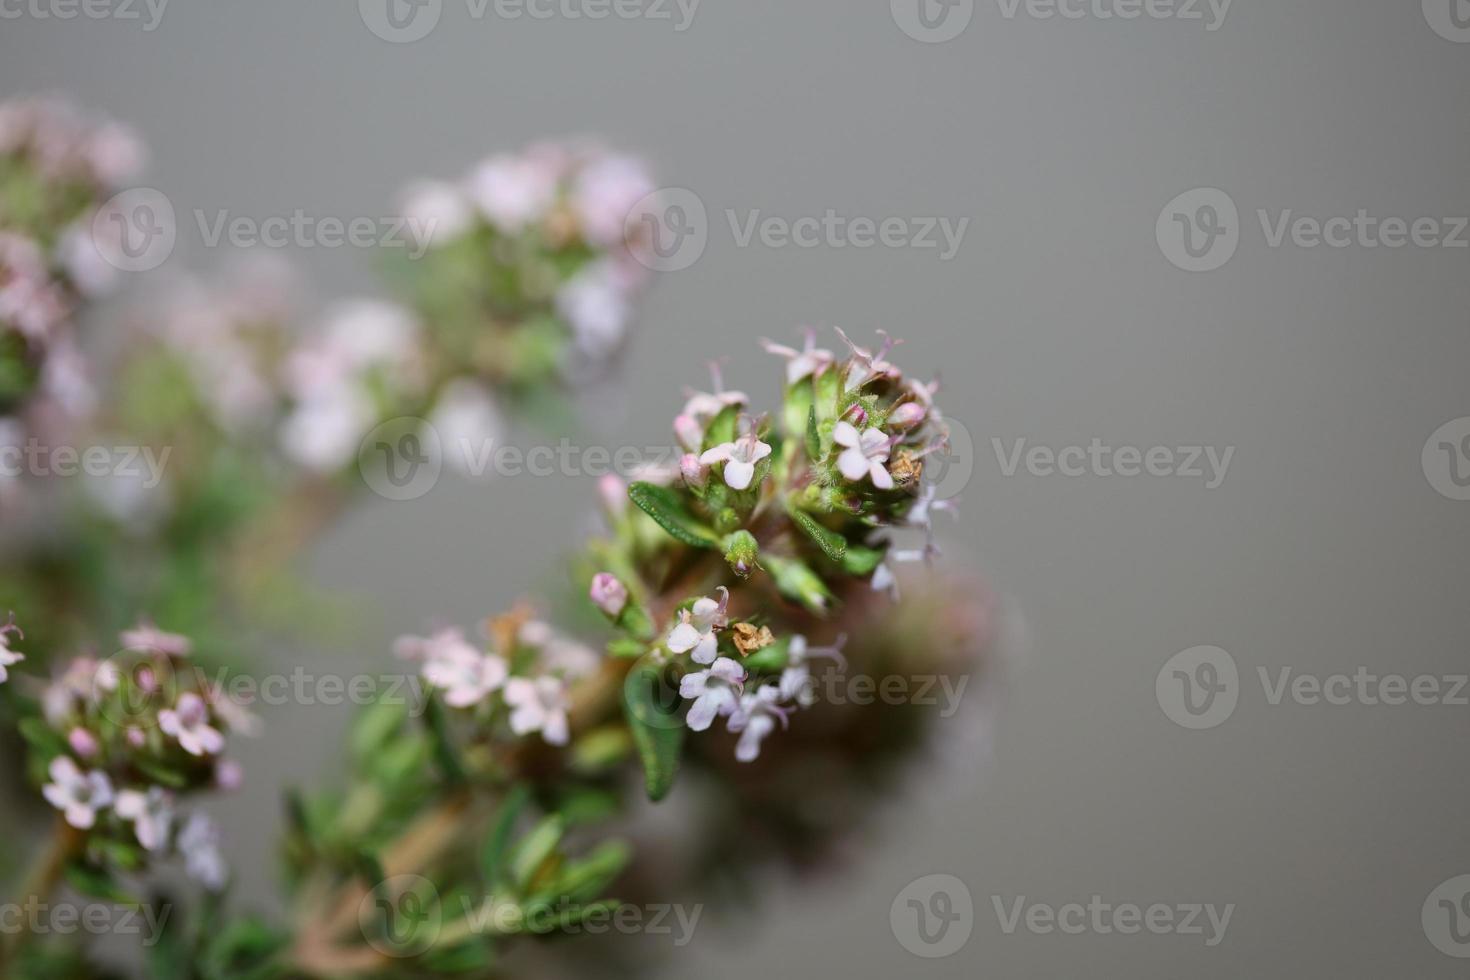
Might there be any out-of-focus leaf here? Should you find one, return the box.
[628,483,720,549]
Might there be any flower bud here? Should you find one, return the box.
[723,530,759,579]
[598,474,627,520]
[887,402,926,429]
[216,759,244,791]
[679,452,709,489]
[674,414,702,452]
[590,573,630,620]
[68,727,99,759]
[125,726,146,748]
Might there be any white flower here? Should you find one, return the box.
[778,633,847,704]
[727,685,791,762]
[158,693,225,757]
[666,587,729,665]
[428,380,503,478]
[119,622,192,657]
[115,786,174,852]
[870,545,937,601]
[398,179,475,248]
[834,327,902,387]
[760,329,835,385]
[504,676,570,746]
[699,434,772,492]
[833,421,894,490]
[178,813,228,891]
[207,687,263,737]
[556,261,632,360]
[674,367,748,451]
[42,757,114,830]
[678,657,745,732]
[407,629,507,709]
[279,385,374,474]
[0,622,23,685]
[468,153,557,233]
[905,484,957,531]
[572,153,655,247]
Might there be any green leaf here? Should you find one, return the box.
[510,816,566,892]
[622,662,685,801]
[422,697,467,785]
[547,840,632,905]
[134,756,189,789]
[628,482,720,549]
[842,544,885,576]
[805,406,822,461]
[17,717,66,757]
[791,510,848,563]
[351,695,408,764]
[766,555,834,613]
[64,862,135,903]
[607,637,649,659]
[482,785,532,887]
[702,404,739,451]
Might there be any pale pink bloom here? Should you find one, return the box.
[84,121,146,187]
[834,327,902,387]
[666,587,729,665]
[207,687,262,737]
[572,153,655,247]
[67,728,99,759]
[57,222,117,297]
[887,401,927,429]
[215,759,244,791]
[590,573,629,619]
[158,692,225,757]
[409,629,507,709]
[0,619,23,685]
[278,386,374,474]
[679,452,709,489]
[429,380,503,478]
[727,685,792,762]
[115,786,174,851]
[557,260,632,359]
[833,421,894,489]
[598,474,628,519]
[679,657,745,732]
[760,329,835,385]
[398,179,474,248]
[778,634,847,705]
[675,366,748,451]
[700,433,772,492]
[42,756,113,829]
[504,676,570,745]
[120,621,192,657]
[179,812,228,891]
[468,153,557,233]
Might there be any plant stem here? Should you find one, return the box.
[0,818,82,970]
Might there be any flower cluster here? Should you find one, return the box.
[15,618,253,892]
[397,609,600,748]
[396,142,655,388]
[0,96,145,411]
[581,328,957,774]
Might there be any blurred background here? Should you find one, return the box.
[3,0,1469,976]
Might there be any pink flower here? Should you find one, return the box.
[158,693,225,757]
[699,433,772,491]
[398,179,474,248]
[678,657,745,732]
[834,327,902,387]
[833,421,894,489]
[760,329,835,385]
[727,685,792,762]
[590,573,629,619]
[666,588,729,665]
[115,786,174,851]
[408,629,507,709]
[468,153,557,233]
[504,676,570,746]
[120,621,192,657]
[67,728,99,759]
[42,757,113,830]
[572,153,655,247]
[0,617,23,685]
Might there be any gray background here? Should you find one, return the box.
[4,0,1469,976]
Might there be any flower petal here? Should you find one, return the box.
[838,446,871,482]
[832,420,860,448]
[723,459,755,490]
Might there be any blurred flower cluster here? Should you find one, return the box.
[395,142,655,392]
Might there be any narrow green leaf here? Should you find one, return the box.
[805,405,822,461]
[482,785,532,887]
[628,482,720,549]
[791,510,848,562]
[510,815,566,892]
[422,697,466,785]
[622,662,685,801]
[842,544,885,576]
